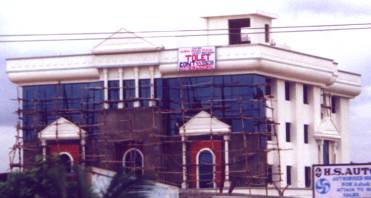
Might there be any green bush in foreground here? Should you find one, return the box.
[0,158,152,198]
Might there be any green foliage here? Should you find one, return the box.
[0,158,154,198]
[0,157,98,198]
[0,171,37,198]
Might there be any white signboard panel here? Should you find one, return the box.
[178,46,215,71]
[313,164,371,198]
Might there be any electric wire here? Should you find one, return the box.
[0,22,371,37]
[0,22,371,43]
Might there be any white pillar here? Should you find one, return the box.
[317,139,323,164]
[223,134,231,189]
[41,140,46,161]
[311,87,322,164]
[333,141,338,164]
[294,83,304,187]
[338,98,350,163]
[134,67,140,107]
[118,68,124,109]
[103,68,109,109]
[329,141,338,164]
[273,79,287,188]
[181,135,188,189]
[149,67,155,107]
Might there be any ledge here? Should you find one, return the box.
[6,44,361,97]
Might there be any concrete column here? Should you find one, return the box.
[41,140,46,161]
[272,79,287,188]
[134,67,140,107]
[311,87,322,164]
[181,135,188,189]
[223,134,231,189]
[149,67,155,107]
[338,98,350,163]
[317,139,323,164]
[311,87,322,128]
[294,83,304,187]
[103,68,109,109]
[329,141,336,164]
[118,68,124,109]
[333,141,338,164]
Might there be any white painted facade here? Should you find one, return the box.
[6,12,361,197]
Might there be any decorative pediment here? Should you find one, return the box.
[179,111,231,136]
[38,117,86,140]
[314,116,341,140]
[92,27,163,54]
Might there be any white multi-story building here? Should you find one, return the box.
[6,12,360,197]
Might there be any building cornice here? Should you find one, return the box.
[325,70,361,97]
[6,44,361,97]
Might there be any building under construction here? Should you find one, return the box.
[6,12,361,197]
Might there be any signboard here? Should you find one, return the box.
[313,164,371,198]
[178,46,215,71]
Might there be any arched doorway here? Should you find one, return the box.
[123,148,144,177]
[197,149,215,188]
[58,152,73,172]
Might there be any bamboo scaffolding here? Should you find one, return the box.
[8,78,291,196]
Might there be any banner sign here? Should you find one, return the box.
[313,164,371,198]
[178,46,216,71]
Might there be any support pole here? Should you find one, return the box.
[223,134,231,189]
[118,68,124,109]
[134,67,140,107]
[149,66,155,107]
[81,139,86,166]
[181,135,188,189]
[41,140,46,161]
[103,68,109,109]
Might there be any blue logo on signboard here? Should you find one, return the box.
[316,178,331,194]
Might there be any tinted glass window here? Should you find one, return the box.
[58,153,73,172]
[124,80,135,108]
[305,166,311,187]
[199,150,213,188]
[323,140,330,164]
[303,84,309,104]
[285,81,290,101]
[304,124,309,144]
[124,149,143,177]
[155,74,267,137]
[331,96,338,113]
[286,122,291,142]
[267,165,273,183]
[139,79,151,107]
[108,80,119,109]
[286,166,292,185]
[23,82,103,141]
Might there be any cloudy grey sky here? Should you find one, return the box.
[1,0,371,172]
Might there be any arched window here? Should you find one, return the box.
[123,148,144,177]
[58,152,73,172]
[197,149,215,188]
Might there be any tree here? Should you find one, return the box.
[0,157,98,198]
[0,158,154,198]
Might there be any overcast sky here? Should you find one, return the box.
[1,0,371,172]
